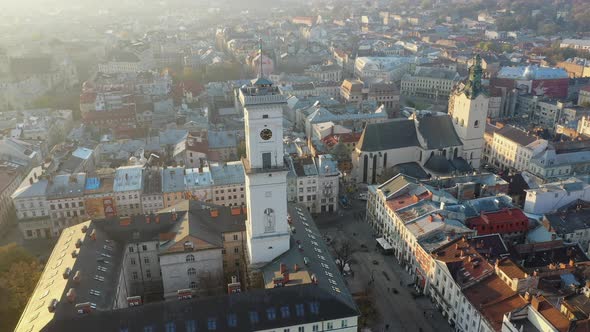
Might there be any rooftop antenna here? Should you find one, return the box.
[258,37,263,78]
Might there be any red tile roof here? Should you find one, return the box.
[432,238,495,288]
[322,132,362,149]
[534,296,570,332]
[466,208,528,236]
[386,191,432,212]
[463,275,526,331]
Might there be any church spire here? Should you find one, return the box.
[258,37,263,79]
[465,54,483,99]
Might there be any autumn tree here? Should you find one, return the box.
[0,244,42,332]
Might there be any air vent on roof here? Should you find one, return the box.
[75,238,83,248]
[71,250,78,258]
[66,288,76,303]
[184,241,194,251]
[63,267,71,279]
[47,299,58,313]
[81,225,88,233]
[75,302,94,314]
[127,296,142,307]
[90,229,96,241]
[73,270,81,283]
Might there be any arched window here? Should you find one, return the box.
[442,149,447,157]
[187,268,196,276]
[474,120,479,128]
[190,281,197,289]
[186,254,195,262]
[383,153,387,169]
[372,155,377,184]
[460,119,465,127]
[453,148,458,159]
[419,150,423,162]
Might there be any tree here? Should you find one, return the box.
[237,140,247,159]
[334,240,353,274]
[0,244,42,332]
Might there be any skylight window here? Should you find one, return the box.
[280,306,290,318]
[185,320,197,332]
[227,313,237,327]
[249,311,259,324]
[266,308,276,320]
[295,304,305,317]
[309,302,320,314]
[165,322,175,332]
[207,318,216,330]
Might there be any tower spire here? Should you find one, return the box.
[258,37,263,78]
[465,54,483,99]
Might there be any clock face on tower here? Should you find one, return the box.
[260,128,273,140]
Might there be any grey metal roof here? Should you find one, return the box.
[208,131,238,149]
[545,202,590,235]
[424,155,454,174]
[20,202,357,332]
[262,204,357,308]
[113,166,143,192]
[162,167,186,193]
[357,119,420,152]
[12,179,49,199]
[46,173,87,199]
[42,284,357,332]
[496,126,537,146]
[209,161,245,186]
[416,115,463,149]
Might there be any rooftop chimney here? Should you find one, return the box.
[523,291,531,303]
[126,296,142,307]
[531,295,541,311]
[47,299,58,313]
[63,267,71,279]
[66,288,76,303]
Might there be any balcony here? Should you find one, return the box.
[241,158,289,175]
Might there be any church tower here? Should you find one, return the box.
[448,54,488,168]
[240,41,290,266]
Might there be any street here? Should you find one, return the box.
[314,197,452,332]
